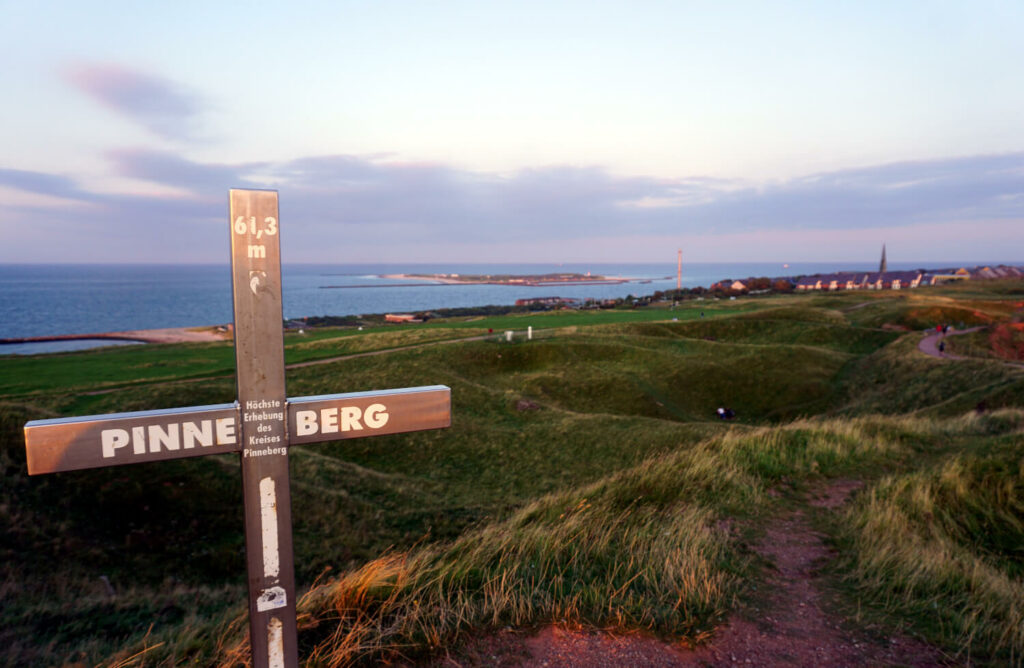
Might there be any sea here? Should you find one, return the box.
[0,261,935,355]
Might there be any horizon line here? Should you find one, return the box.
[1,259,1021,268]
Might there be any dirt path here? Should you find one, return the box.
[286,332,494,368]
[442,480,951,667]
[675,481,948,667]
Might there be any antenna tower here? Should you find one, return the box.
[677,249,682,292]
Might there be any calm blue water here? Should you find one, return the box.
[0,261,933,346]
[0,339,144,355]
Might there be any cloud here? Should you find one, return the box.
[1,150,1021,262]
[106,149,264,194]
[716,153,1024,228]
[0,168,96,201]
[62,64,206,142]
[263,152,1024,243]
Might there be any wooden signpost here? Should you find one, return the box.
[23,189,451,668]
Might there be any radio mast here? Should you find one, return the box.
[677,249,682,292]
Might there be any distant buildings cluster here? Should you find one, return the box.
[972,265,1024,280]
[792,265,1023,292]
[795,270,926,291]
[711,245,1022,294]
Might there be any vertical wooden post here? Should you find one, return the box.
[229,189,298,668]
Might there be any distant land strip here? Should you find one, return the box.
[320,280,630,289]
[380,272,635,286]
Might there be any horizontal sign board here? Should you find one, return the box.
[25,403,241,475]
[25,386,451,475]
[287,385,451,445]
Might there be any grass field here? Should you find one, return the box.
[1,284,1022,665]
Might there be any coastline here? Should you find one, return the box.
[7,263,1014,348]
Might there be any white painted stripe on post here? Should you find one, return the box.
[268,617,284,668]
[260,477,280,578]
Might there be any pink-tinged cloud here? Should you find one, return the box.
[62,63,204,142]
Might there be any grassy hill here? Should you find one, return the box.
[1,284,1022,665]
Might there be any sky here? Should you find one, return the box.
[1,1,1022,265]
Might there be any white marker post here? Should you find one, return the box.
[23,190,451,668]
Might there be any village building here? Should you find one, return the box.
[795,276,822,291]
[888,270,923,289]
[385,313,422,323]
[709,279,750,292]
[924,268,971,284]
[973,265,1024,280]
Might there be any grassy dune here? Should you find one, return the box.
[836,413,1024,658]
[1,286,1022,665]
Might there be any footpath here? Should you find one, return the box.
[444,480,951,667]
[917,326,984,359]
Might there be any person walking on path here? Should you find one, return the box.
[918,325,986,360]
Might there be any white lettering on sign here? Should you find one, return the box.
[148,423,179,453]
[244,410,285,422]
[295,403,390,437]
[244,446,286,458]
[216,417,236,444]
[132,426,145,453]
[101,417,238,459]
[242,397,284,453]
[365,404,389,428]
[101,430,129,458]
[341,406,362,431]
[249,434,282,446]
[233,215,278,238]
[182,421,213,447]
[247,399,280,409]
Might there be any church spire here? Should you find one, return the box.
[879,244,887,273]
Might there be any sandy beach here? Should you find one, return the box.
[106,326,232,344]
[0,326,232,346]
